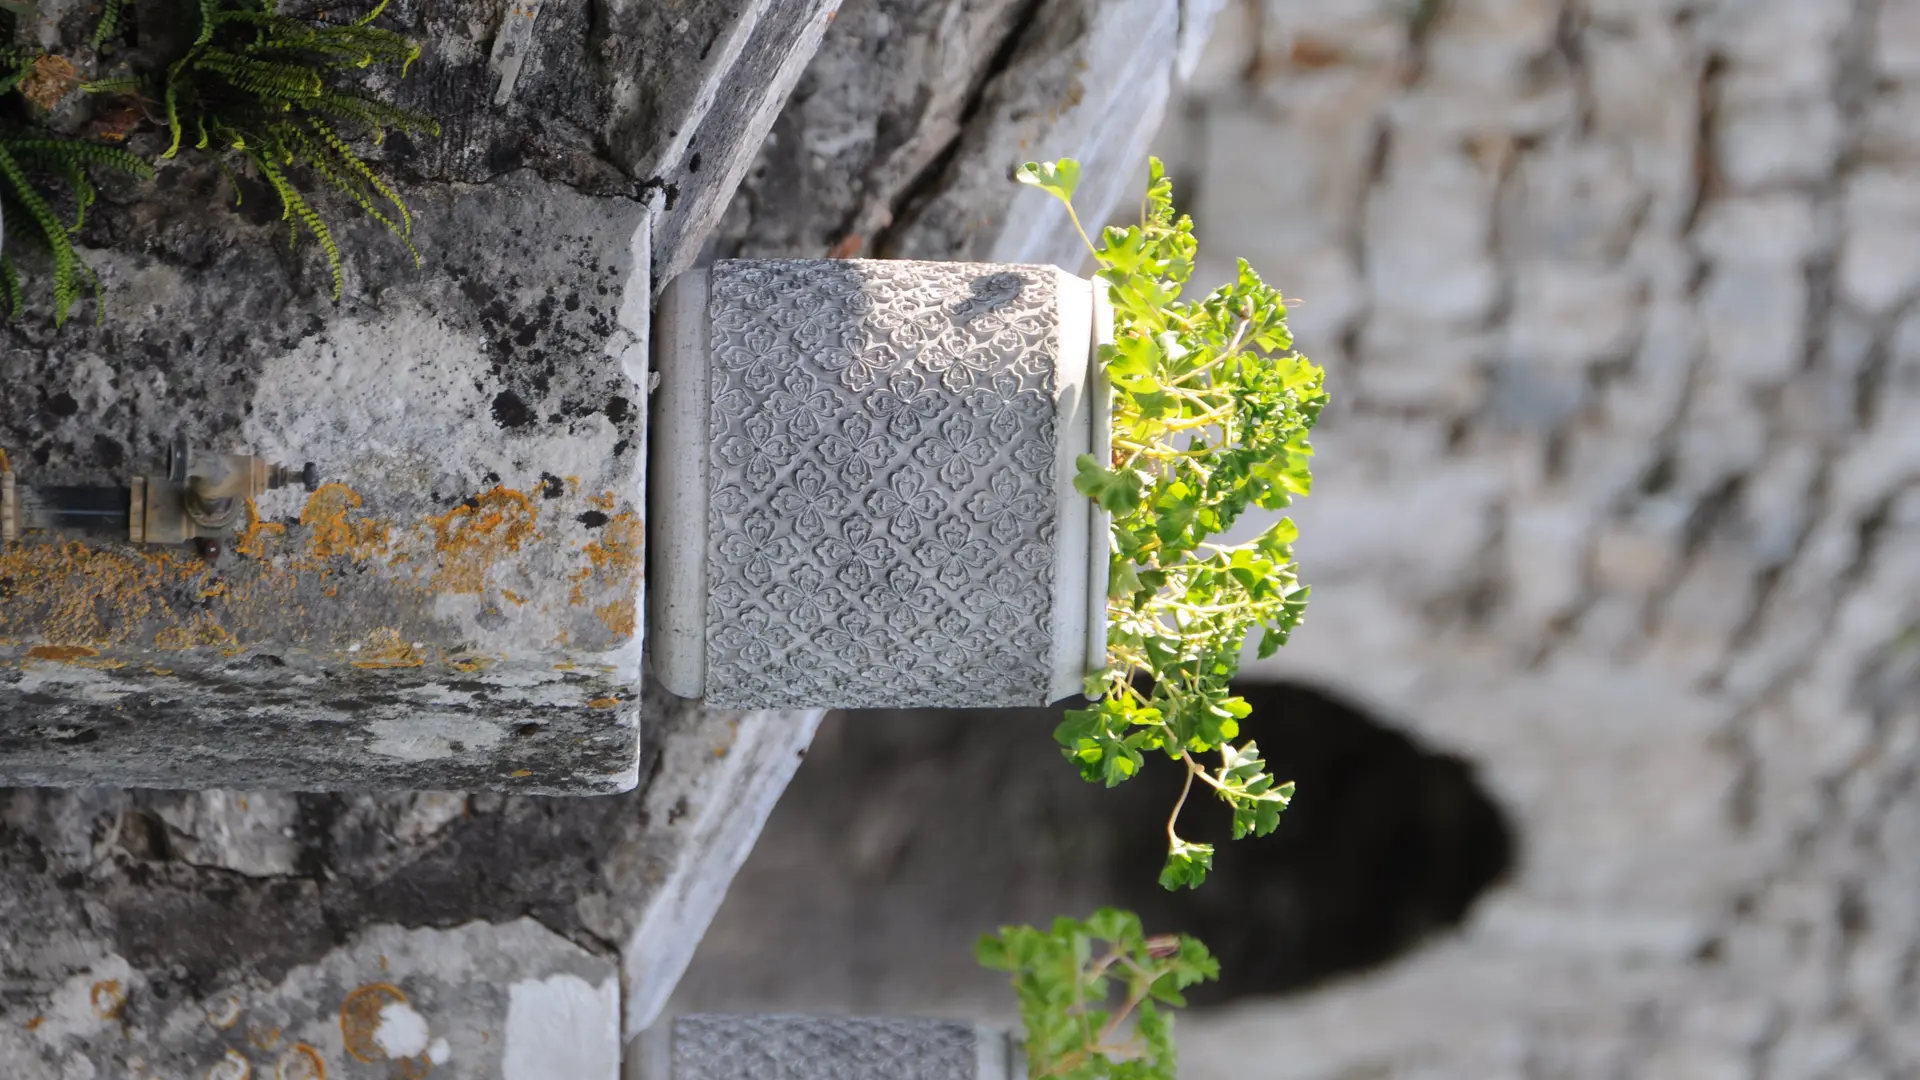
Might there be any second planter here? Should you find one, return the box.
[650,258,1110,709]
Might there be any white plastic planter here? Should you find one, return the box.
[650,259,1111,709]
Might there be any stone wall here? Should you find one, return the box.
[1168,0,1920,1076]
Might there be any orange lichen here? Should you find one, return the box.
[595,599,636,637]
[443,652,494,673]
[248,1024,282,1049]
[20,54,78,110]
[349,628,425,670]
[26,644,98,662]
[568,512,643,625]
[301,484,391,562]
[587,697,620,709]
[426,487,537,594]
[91,979,125,1020]
[232,499,287,559]
[501,589,527,606]
[509,769,533,778]
[0,541,195,648]
[155,616,238,652]
[275,1044,326,1080]
[24,1016,42,1030]
[339,983,408,1063]
[587,490,617,512]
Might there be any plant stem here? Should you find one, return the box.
[1166,760,1197,845]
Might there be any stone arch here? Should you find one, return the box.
[668,680,1516,1014]
[1118,680,1517,1003]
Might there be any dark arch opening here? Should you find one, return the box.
[1114,680,1518,1002]
[671,679,1518,1013]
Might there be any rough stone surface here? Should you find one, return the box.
[0,684,822,1072]
[0,0,848,795]
[635,1016,1014,1080]
[704,0,1233,272]
[0,918,618,1080]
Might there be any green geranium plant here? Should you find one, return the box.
[1017,156,1327,891]
[978,909,1217,1080]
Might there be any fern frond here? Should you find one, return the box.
[81,76,141,94]
[0,256,21,321]
[195,49,326,101]
[306,116,407,232]
[253,149,343,299]
[0,144,82,325]
[309,91,438,140]
[4,139,153,179]
[91,0,127,49]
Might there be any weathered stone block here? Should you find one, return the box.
[0,176,649,794]
[0,918,619,1080]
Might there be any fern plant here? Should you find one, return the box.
[0,35,152,324]
[0,134,153,323]
[157,0,438,298]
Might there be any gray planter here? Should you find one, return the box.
[650,259,1110,709]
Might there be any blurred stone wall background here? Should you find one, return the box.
[678,1,1920,1078]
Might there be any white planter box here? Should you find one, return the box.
[650,259,1110,709]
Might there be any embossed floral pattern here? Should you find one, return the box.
[912,413,996,487]
[769,460,851,538]
[966,467,1051,544]
[704,259,1077,708]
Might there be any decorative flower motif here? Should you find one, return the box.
[767,564,846,627]
[966,467,1049,544]
[714,325,799,392]
[711,483,752,516]
[864,371,943,439]
[1012,436,1055,479]
[817,518,893,589]
[963,565,1044,633]
[712,607,781,665]
[713,386,756,422]
[871,563,940,632]
[911,413,995,487]
[1011,541,1053,574]
[817,608,889,659]
[714,512,796,586]
[709,580,755,616]
[866,469,944,542]
[818,413,892,486]
[914,518,994,589]
[963,372,1040,442]
[760,372,839,438]
[717,413,797,486]
[712,265,781,309]
[769,461,851,538]
[910,622,994,670]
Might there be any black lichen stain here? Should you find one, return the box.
[47,392,79,417]
[491,390,533,429]
[538,474,565,500]
[576,511,609,529]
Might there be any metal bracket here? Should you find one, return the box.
[1,439,318,547]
